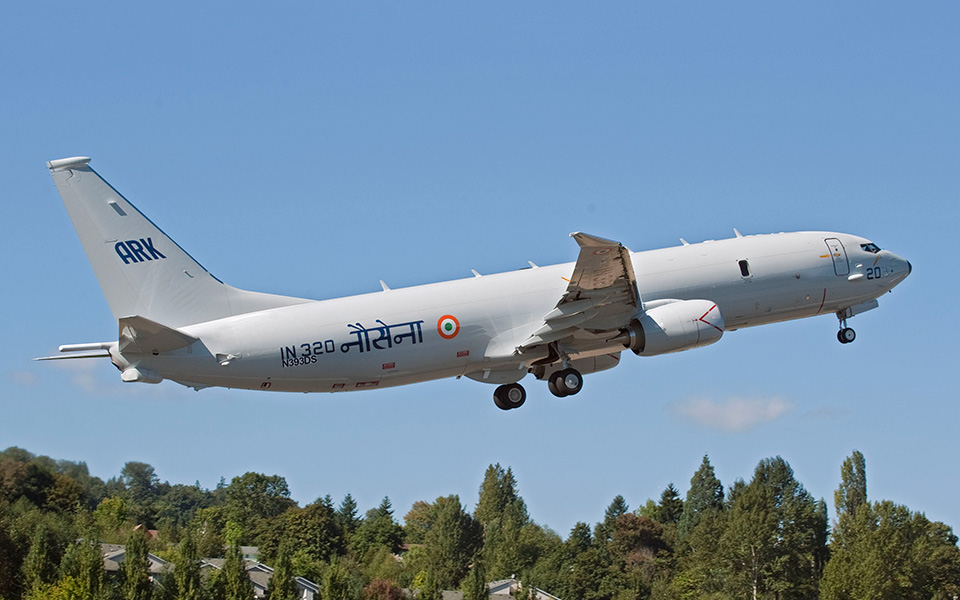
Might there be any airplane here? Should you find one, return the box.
[40,156,912,410]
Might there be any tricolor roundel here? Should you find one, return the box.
[437,315,460,339]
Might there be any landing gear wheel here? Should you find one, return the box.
[838,328,856,344]
[559,368,583,395]
[493,383,526,410]
[549,368,583,397]
[548,374,567,398]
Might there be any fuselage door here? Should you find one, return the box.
[825,238,849,276]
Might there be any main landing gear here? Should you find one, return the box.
[837,313,856,344]
[491,367,585,410]
[493,383,526,410]
[548,368,583,398]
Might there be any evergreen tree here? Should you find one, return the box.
[58,535,107,600]
[174,529,203,600]
[595,495,628,542]
[337,493,360,535]
[474,464,530,579]
[474,464,526,527]
[657,484,683,525]
[322,559,361,600]
[822,454,960,599]
[266,543,298,600]
[423,495,482,589]
[678,455,724,539]
[223,543,253,600]
[21,521,60,592]
[352,497,404,557]
[719,457,825,600]
[834,449,867,519]
[122,528,153,600]
[461,559,489,600]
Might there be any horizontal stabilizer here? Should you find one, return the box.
[35,352,111,361]
[119,315,198,355]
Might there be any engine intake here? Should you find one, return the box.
[617,300,724,356]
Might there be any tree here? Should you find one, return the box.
[174,529,203,600]
[258,500,345,564]
[404,500,436,544]
[657,484,684,525]
[461,559,489,600]
[352,498,403,558]
[21,521,61,593]
[322,558,362,600]
[363,577,403,600]
[834,450,867,519]
[222,543,253,600]
[224,472,295,543]
[58,534,107,600]
[474,464,526,527]
[822,453,960,599]
[595,495,629,543]
[121,462,160,527]
[337,493,360,536]
[422,495,483,589]
[474,464,530,579]
[122,528,153,600]
[719,457,825,600]
[266,543,298,600]
[678,455,724,539]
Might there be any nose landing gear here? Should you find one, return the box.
[837,312,856,344]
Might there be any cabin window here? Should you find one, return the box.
[860,243,881,254]
[738,260,751,277]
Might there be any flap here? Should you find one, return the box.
[518,232,640,351]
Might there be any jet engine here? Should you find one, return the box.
[616,299,724,356]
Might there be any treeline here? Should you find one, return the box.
[0,446,958,599]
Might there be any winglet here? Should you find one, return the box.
[47,157,91,172]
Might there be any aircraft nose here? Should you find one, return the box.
[907,260,912,276]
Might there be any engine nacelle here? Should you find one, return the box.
[618,300,724,356]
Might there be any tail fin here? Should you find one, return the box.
[48,157,307,328]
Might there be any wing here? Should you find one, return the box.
[518,232,640,352]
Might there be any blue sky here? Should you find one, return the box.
[2,2,958,536]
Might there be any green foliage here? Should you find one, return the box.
[57,535,107,600]
[322,558,363,600]
[657,484,683,525]
[422,495,482,589]
[258,499,345,564]
[122,528,153,600]
[352,498,403,559]
[174,529,202,600]
[677,455,724,539]
[265,543,298,600]
[461,560,488,600]
[337,493,361,536]
[224,473,295,544]
[822,453,960,600]
[835,449,867,519]
[0,445,957,600]
[222,543,253,600]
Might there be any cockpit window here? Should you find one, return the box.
[860,243,881,254]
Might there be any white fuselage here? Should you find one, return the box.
[114,231,910,393]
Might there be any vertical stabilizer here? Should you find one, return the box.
[48,157,307,328]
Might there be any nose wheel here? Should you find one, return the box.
[493,383,526,410]
[548,368,583,397]
[836,312,856,344]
